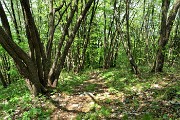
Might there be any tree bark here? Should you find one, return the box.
[0,27,46,96]
[1,54,11,84]
[49,0,95,87]
[10,0,21,43]
[125,0,140,75]
[0,2,12,39]
[0,0,94,95]
[0,70,7,88]
[152,0,180,72]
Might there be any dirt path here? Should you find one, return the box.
[50,72,180,120]
[50,72,106,119]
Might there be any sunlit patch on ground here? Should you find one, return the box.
[49,70,180,119]
[0,69,179,119]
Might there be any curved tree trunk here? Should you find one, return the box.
[0,0,94,96]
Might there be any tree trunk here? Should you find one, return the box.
[0,2,12,39]
[10,0,21,43]
[103,1,108,69]
[125,0,140,75]
[0,0,94,96]
[0,70,7,88]
[152,0,180,72]
[0,25,45,96]
[49,0,95,87]
[77,0,98,72]
[1,54,11,84]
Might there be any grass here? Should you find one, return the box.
[0,80,52,120]
[0,66,179,119]
[75,67,180,119]
[57,70,90,94]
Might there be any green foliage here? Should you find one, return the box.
[142,113,153,120]
[85,84,97,91]
[77,105,111,119]
[122,114,128,120]
[78,67,179,119]
[0,80,52,119]
[0,0,180,119]
[0,67,180,119]
[98,106,111,117]
[98,68,152,94]
[76,113,98,120]
[57,70,90,94]
[22,108,51,120]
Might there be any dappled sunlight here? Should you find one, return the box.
[48,69,180,119]
[151,83,163,89]
[0,0,180,119]
[0,69,179,119]
[0,80,52,119]
[119,77,127,82]
[131,85,144,93]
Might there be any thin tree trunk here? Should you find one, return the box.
[0,70,7,88]
[125,0,140,75]
[0,0,94,96]
[0,2,12,39]
[10,0,21,43]
[1,54,11,84]
[78,0,98,71]
[103,1,108,69]
[50,0,95,87]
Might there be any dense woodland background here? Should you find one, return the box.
[0,0,180,119]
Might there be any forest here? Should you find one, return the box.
[0,0,180,119]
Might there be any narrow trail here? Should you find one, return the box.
[50,72,180,120]
[50,72,106,120]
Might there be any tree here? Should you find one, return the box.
[124,0,140,74]
[0,53,11,85]
[115,0,140,74]
[64,0,99,72]
[103,0,119,69]
[0,70,7,88]
[0,0,94,96]
[152,0,180,72]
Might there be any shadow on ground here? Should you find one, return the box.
[49,70,180,120]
